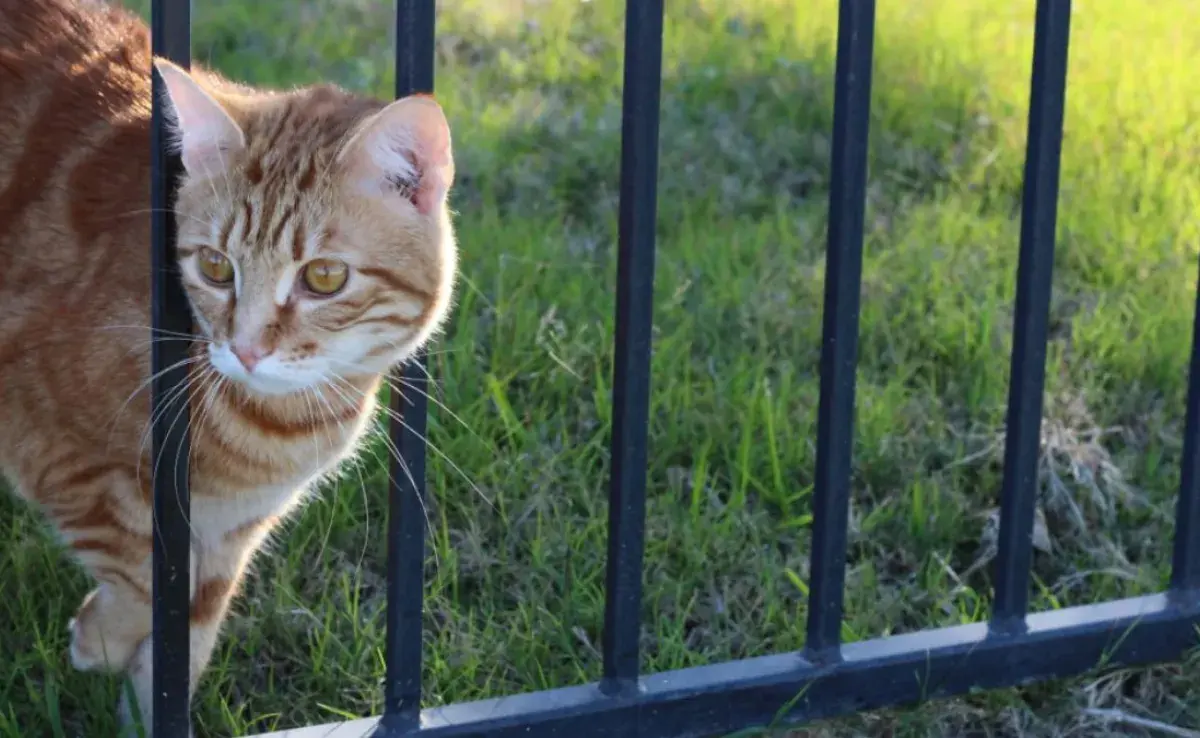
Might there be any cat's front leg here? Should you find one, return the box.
[40,464,158,673]
[118,570,239,738]
[118,637,195,738]
[118,516,274,737]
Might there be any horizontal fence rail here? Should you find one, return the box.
[257,593,1200,738]
[138,0,1200,737]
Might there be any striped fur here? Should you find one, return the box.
[0,0,457,733]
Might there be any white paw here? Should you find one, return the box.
[67,617,99,671]
[68,615,127,672]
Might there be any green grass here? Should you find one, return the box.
[4,0,1200,735]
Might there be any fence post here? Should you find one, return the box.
[384,0,438,729]
[804,0,876,661]
[150,0,194,734]
[600,0,666,697]
[1171,257,1200,593]
[991,0,1072,629]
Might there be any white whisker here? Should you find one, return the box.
[133,361,207,475]
[102,208,212,229]
[322,376,443,573]
[314,381,377,575]
[105,353,206,455]
[93,324,211,342]
[306,385,349,569]
[327,373,492,510]
[326,357,481,446]
[144,364,214,542]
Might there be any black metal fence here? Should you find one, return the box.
[146,0,1200,736]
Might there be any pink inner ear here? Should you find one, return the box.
[184,142,236,178]
[155,59,245,178]
[391,98,452,214]
[388,144,449,215]
[412,181,443,215]
[346,96,453,211]
[409,140,452,216]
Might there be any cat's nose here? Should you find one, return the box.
[231,343,270,373]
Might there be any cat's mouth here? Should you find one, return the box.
[207,344,326,397]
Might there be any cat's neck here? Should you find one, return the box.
[209,369,382,436]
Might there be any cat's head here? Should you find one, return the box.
[154,59,456,397]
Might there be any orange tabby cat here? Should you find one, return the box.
[0,0,457,732]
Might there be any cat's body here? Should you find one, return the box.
[0,0,457,732]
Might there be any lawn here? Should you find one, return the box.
[3,0,1200,736]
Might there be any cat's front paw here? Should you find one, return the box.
[69,615,136,672]
[68,588,142,672]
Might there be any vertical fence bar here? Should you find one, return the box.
[150,0,193,734]
[991,0,1072,627]
[803,0,876,660]
[384,0,437,726]
[1171,261,1200,591]
[601,0,665,692]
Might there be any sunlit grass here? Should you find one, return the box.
[3,0,1200,735]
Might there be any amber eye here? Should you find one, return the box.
[197,247,234,285]
[302,258,349,296]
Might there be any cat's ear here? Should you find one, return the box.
[337,95,454,215]
[153,58,245,178]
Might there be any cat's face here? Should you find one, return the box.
[157,60,456,397]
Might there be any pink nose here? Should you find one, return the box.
[231,343,269,372]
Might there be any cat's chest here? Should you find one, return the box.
[190,484,299,548]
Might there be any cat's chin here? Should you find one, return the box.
[206,345,331,397]
[208,360,325,398]
[230,374,316,398]
[213,366,324,398]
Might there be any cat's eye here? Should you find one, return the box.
[302,258,349,296]
[197,247,234,286]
